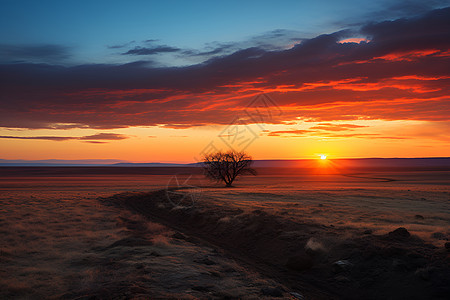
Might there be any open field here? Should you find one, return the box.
[1,167,449,299]
[0,171,289,299]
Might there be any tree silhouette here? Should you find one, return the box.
[202,150,256,187]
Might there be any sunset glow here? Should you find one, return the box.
[0,1,449,163]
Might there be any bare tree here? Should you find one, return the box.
[202,150,256,187]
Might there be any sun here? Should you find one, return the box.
[320,155,327,160]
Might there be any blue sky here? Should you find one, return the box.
[2,0,448,66]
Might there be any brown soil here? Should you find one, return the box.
[105,188,450,300]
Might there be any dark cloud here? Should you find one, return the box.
[183,43,234,57]
[123,45,181,55]
[179,29,303,60]
[0,44,70,63]
[83,141,107,144]
[0,7,449,130]
[248,29,304,50]
[189,30,303,57]
[107,41,136,49]
[0,135,73,141]
[0,133,130,142]
[78,133,130,140]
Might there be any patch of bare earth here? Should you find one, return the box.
[108,187,450,300]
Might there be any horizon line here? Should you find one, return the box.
[1,156,450,166]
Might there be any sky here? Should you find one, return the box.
[0,0,449,162]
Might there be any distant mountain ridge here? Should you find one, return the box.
[112,162,198,167]
[1,158,449,167]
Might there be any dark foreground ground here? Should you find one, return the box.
[107,188,450,300]
[1,166,449,299]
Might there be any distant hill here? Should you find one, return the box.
[112,162,199,167]
[1,158,449,169]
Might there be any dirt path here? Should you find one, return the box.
[105,188,450,300]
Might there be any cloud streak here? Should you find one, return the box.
[123,45,180,55]
[0,133,130,142]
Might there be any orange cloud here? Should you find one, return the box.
[267,129,311,137]
[338,37,370,44]
[0,133,130,142]
[309,123,368,131]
